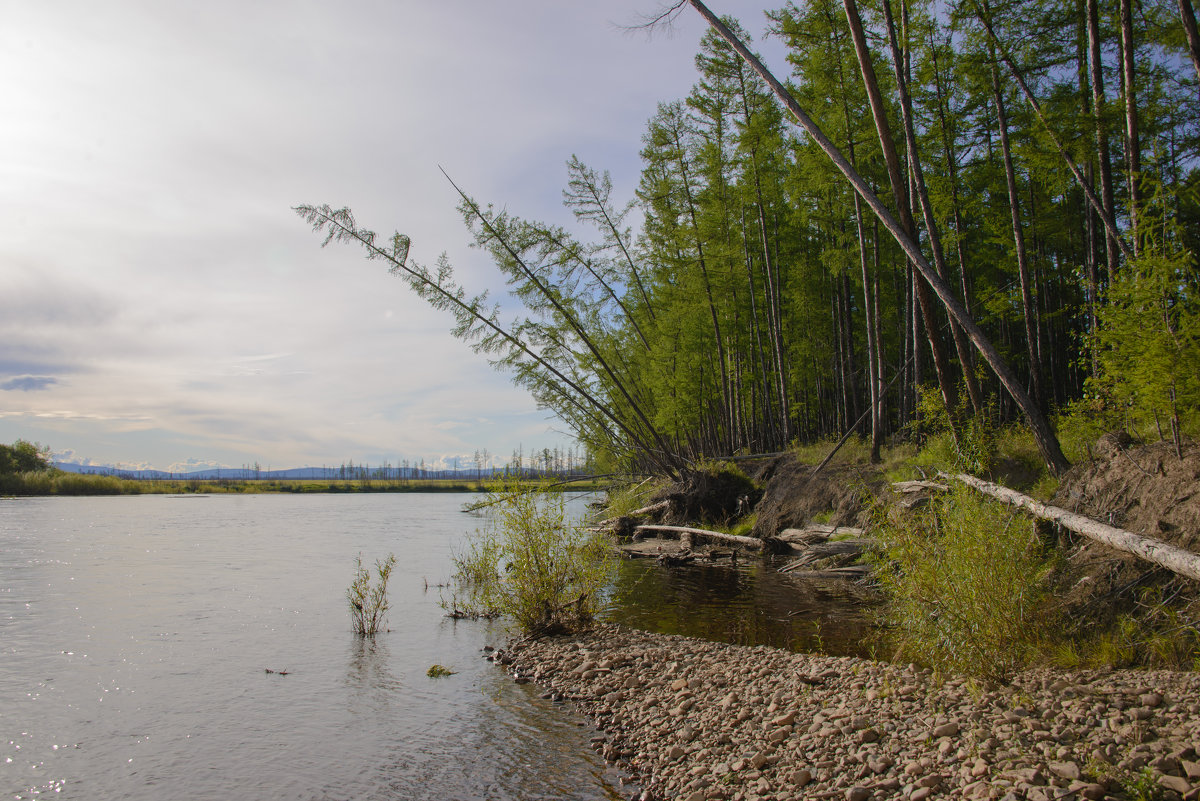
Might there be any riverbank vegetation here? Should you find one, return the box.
[446,485,615,635]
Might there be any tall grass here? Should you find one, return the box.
[871,485,1055,681]
[0,471,137,496]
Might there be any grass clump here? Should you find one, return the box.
[348,553,396,637]
[872,485,1055,682]
[426,664,456,677]
[447,485,614,636]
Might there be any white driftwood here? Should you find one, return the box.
[778,525,865,545]
[891,480,950,494]
[943,471,1200,583]
[634,524,763,550]
[628,500,671,517]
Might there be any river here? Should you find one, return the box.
[1,493,874,800]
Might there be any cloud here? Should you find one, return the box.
[0,0,784,471]
[166,457,227,473]
[0,375,58,391]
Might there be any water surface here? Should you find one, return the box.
[2,493,876,801]
[1,494,622,801]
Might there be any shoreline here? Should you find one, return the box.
[497,624,1200,801]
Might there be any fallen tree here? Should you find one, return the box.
[633,523,766,551]
[943,472,1200,583]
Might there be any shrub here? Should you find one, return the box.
[348,553,396,637]
[447,486,614,636]
[871,485,1054,681]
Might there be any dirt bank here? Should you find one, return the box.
[1050,435,1200,630]
[499,624,1200,801]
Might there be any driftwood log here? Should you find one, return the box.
[628,500,671,518]
[633,524,768,551]
[943,471,1200,583]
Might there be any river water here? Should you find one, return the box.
[1,493,874,800]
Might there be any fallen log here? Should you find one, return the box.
[942,471,1200,583]
[593,499,672,532]
[778,524,865,545]
[628,500,671,518]
[633,524,764,551]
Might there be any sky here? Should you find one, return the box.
[0,0,787,473]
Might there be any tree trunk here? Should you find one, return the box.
[1088,0,1120,283]
[947,472,1200,583]
[1120,0,1142,252]
[1180,0,1200,89]
[883,0,984,416]
[991,60,1045,406]
[842,0,961,427]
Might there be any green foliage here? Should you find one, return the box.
[871,485,1054,681]
[1060,587,1200,670]
[348,553,396,637]
[0,440,53,475]
[1124,767,1167,801]
[1092,240,1200,453]
[447,485,615,636]
[911,386,999,475]
[426,664,456,678]
[790,436,875,467]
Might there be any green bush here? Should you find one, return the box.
[447,485,614,636]
[871,485,1054,681]
[348,553,396,637]
[0,440,52,475]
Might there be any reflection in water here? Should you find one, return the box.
[345,636,403,708]
[602,556,884,657]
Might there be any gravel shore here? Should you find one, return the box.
[497,624,1200,801]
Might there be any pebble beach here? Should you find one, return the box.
[496,624,1200,801]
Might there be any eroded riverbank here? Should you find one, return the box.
[497,624,1200,801]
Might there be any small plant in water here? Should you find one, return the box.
[446,483,614,636]
[348,553,397,637]
[426,664,456,678]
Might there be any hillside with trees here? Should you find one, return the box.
[300,0,1199,476]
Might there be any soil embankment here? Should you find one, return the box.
[1050,434,1200,627]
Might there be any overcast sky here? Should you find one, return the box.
[0,1,786,472]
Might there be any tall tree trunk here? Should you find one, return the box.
[991,60,1045,407]
[973,0,1133,261]
[928,28,975,320]
[1120,0,1143,252]
[1087,0,1120,284]
[1180,0,1200,88]
[857,196,881,462]
[842,0,961,427]
[669,124,734,448]
[883,0,984,416]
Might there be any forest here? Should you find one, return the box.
[300,0,1200,478]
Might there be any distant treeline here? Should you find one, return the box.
[2,439,604,496]
[55,443,595,483]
